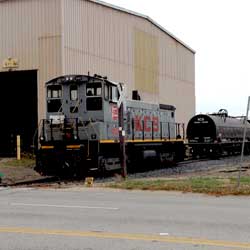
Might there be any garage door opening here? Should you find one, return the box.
[0,70,38,156]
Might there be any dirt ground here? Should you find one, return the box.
[0,158,41,185]
[0,157,250,187]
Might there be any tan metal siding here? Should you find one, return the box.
[134,29,159,95]
[38,35,63,119]
[1,0,195,125]
[62,0,195,125]
[62,0,134,88]
[0,0,63,121]
[0,0,62,70]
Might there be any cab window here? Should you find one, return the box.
[86,82,102,96]
[86,81,103,111]
[104,84,109,100]
[109,86,118,102]
[70,84,78,100]
[47,85,62,113]
[47,85,62,98]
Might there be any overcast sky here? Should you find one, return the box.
[104,0,250,117]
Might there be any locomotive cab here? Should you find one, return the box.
[37,74,121,176]
[46,75,118,123]
[40,74,120,144]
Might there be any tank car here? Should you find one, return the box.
[186,109,250,158]
[35,74,185,176]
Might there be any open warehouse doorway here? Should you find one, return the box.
[0,70,38,156]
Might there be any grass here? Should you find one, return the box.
[105,177,250,196]
[0,157,35,168]
[1,155,250,196]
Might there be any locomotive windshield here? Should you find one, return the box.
[47,85,62,113]
[70,84,78,100]
[86,81,102,96]
[86,81,103,111]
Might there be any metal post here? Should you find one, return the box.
[17,135,21,160]
[237,96,250,188]
[182,123,185,139]
[117,82,127,179]
[151,121,154,140]
[160,122,162,140]
[132,118,135,141]
[168,123,170,140]
[142,120,145,140]
[118,102,127,179]
[76,118,79,139]
[50,119,53,141]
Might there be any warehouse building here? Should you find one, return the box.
[0,0,195,155]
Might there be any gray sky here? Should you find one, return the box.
[104,0,250,116]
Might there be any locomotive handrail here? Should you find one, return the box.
[160,122,162,140]
[151,121,154,140]
[57,104,63,114]
[88,118,100,138]
[168,123,171,140]
[71,99,80,114]
[142,120,145,140]
[131,118,135,141]
[40,118,184,142]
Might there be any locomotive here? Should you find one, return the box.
[35,74,185,176]
[186,109,250,158]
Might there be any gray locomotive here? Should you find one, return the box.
[186,109,250,158]
[36,74,185,176]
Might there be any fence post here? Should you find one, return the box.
[17,135,21,160]
[237,96,250,188]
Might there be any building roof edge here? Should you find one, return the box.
[88,0,196,53]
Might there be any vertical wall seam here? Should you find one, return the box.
[61,0,65,75]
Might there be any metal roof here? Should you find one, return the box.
[88,0,195,53]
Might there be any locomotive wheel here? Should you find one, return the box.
[97,156,106,177]
[34,155,44,175]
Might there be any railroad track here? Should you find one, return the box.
[1,154,248,187]
[178,158,213,165]
[0,176,59,187]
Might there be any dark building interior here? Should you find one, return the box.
[0,70,38,156]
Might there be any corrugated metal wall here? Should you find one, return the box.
[62,0,195,124]
[62,0,134,86]
[0,0,195,125]
[0,0,62,122]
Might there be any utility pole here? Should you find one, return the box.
[237,96,250,188]
[117,83,127,179]
[118,101,127,178]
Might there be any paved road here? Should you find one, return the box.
[0,186,249,250]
